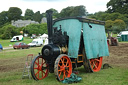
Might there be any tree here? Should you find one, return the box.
[70,5,87,17]
[24,23,47,36]
[33,11,42,23]
[8,7,22,21]
[60,6,74,18]
[0,11,9,27]
[105,13,122,21]
[105,19,126,33]
[88,11,108,20]
[60,5,88,18]
[88,12,128,26]
[0,24,19,39]
[105,20,113,32]
[112,19,126,33]
[24,9,34,20]
[48,8,59,18]
[107,0,128,14]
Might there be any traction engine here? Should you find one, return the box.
[30,10,109,81]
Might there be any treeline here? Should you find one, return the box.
[88,12,128,33]
[0,0,128,39]
[0,5,87,39]
[0,5,87,27]
[0,23,47,39]
[88,0,128,33]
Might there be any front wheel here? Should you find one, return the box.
[54,54,72,81]
[31,55,49,80]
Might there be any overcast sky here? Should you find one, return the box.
[0,0,110,15]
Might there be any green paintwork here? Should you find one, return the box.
[83,23,109,59]
[53,18,109,59]
[121,35,128,41]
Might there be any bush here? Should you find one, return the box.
[24,23,47,36]
[0,24,19,39]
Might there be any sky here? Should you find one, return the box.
[0,0,110,15]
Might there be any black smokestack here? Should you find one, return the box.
[46,10,53,44]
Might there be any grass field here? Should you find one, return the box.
[0,34,119,47]
[0,37,33,47]
[0,45,128,85]
[0,66,127,85]
[106,33,118,37]
[0,38,128,85]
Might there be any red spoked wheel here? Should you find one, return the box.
[31,55,49,80]
[54,54,72,81]
[89,57,103,72]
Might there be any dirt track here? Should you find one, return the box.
[0,43,128,72]
[0,57,25,72]
[103,43,128,68]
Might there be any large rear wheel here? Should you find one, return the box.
[83,49,103,72]
[54,54,72,81]
[89,57,103,72]
[31,55,49,80]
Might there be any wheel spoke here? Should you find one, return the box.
[94,62,97,69]
[35,70,39,75]
[35,61,39,66]
[95,59,100,62]
[65,60,69,66]
[89,57,103,72]
[66,66,69,67]
[66,70,69,74]
[58,64,61,67]
[31,55,49,80]
[59,71,62,77]
[34,67,38,69]
[64,71,67,78]
[63,71,66,80]
[42,70,46,74]
[60,58,64,66]
[58,69,63,72]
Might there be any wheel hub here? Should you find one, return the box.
[37,66,42,71]
[60,65,68,71]
[65,67,68,70]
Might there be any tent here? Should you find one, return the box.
[40,34,48,39]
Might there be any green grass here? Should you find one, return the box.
[0,66,127,85]
[0,47,42,59]
[0,47,128,85]
[106,33,117,37]
[0,36,128,85]
[0,37,33,47]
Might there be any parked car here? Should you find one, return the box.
[13,42,29,49]
[28,39,43,47]
[10,35,23,42]
[0,44,3,51]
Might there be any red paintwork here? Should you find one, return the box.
[107,39,109,46]
[34,57,49,80]
[13,42,29,49]
[89,57,103,72]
